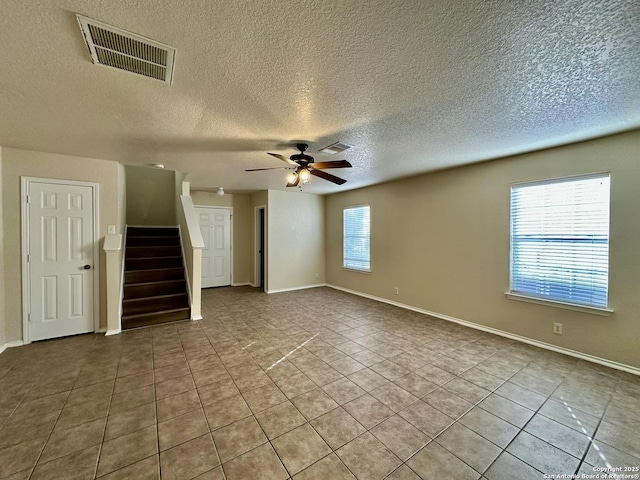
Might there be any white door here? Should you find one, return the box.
[26,181,95,341]
[197,208,231,288]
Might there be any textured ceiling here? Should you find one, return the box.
[1,0,638,194]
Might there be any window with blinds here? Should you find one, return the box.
[343,205,370,271]
[509,173,610,308]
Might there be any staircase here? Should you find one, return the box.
[122,226,190,330]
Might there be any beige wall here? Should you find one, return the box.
[117,164,126,234]
[125,165,176,226]
[0,148,5,347]
[191,191,252,285]
[268,190,325,292]
[326,130,640,368]
[1,148,122,342]
[191,191,234,208]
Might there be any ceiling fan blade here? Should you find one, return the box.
[311,169,347,185]
[308,160,352,169]
[245,167,290,171]
[268,152,298,166]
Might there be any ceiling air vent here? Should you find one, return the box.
[76,15,175,84]
[319,142,354,155]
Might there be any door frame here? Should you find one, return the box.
[254,205,266,291]
[194,205,233,287]
[21,177,100,344]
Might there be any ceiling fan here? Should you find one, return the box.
[245,143,352,187]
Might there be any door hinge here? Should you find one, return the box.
[26,253,30,263]
[27,195,32,204]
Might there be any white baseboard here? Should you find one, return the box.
[267,283,327,294]
[0,340,24,355]
[327,284,640,377]
[191,315,203,321]
[231,282,251,287]
[105,329,121,336]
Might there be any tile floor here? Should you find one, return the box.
[0,286,639,479]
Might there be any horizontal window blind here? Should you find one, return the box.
[510,174,610,308]
[344,205,370,271]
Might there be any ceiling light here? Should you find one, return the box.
[319,142,354,155]
[299,168,311,184]
[217,187,224,196]
[151,163,165,169]
[286,171,298,184]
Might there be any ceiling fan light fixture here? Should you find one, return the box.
[248,143,351,187]
[299,168,311,183]
[286,171,298,184]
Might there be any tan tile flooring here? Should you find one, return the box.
[1,286,639,479]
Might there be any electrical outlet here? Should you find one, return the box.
[553,322,563,335]
[394,287,399,295]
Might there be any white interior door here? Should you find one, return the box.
[26,181,95,341]
[197,208,231,288]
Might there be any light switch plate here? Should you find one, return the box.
[107,225,116,234]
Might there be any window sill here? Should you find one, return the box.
[342,267,371,274]
[505,292,613,316]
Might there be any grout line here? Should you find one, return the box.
[150,325,162,479]
[479,360,575,478]
[2,290,635,480]
[572,376,619,477]
[395,352,526,476]
[198,316,356,478]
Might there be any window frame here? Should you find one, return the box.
[506,172,613,316]
[342,204,371,273]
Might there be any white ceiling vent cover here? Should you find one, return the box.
[76,15,175,84]
[320,142,354,155]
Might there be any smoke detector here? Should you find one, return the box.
[76,14,176,84]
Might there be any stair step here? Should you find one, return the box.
[127,236,180,247]
[124,279,187,299]
[125,267,185,284]
[123,293,188,316]
[127,226,179,237]
[125,256,183,270]
[126,246,182,258]
[122,226,188,329]
[122,307,191,330]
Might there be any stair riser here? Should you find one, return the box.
[125,268,185,283]
[124,281,187,299]
[123,295,189,316]
[122,309,191,330]
[127,236,180,247]
[125,257,183,270]
[127,227,179,237]
[126,246,182,258]
[122,226,189,330]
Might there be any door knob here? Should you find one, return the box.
[83,265,91,270]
